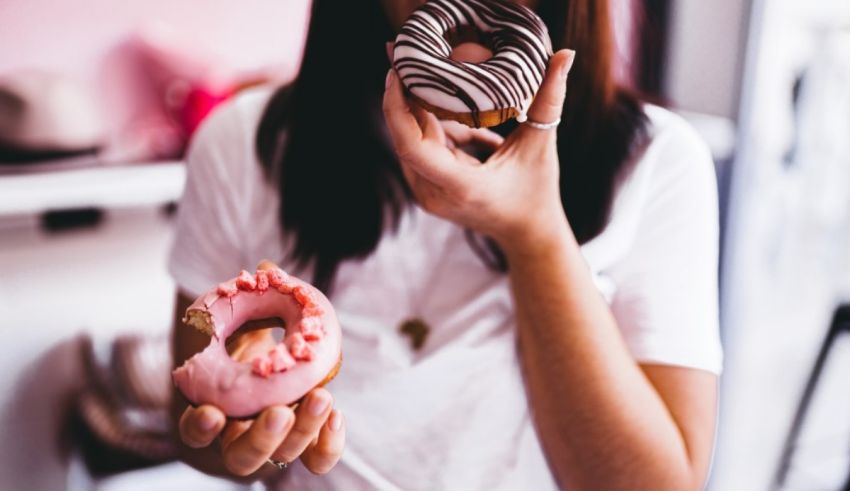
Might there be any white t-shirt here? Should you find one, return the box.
[169,88,723,490]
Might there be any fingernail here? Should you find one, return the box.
[329,409,343,432]
[308,393,330,416]
[198,410,218,432]
[266,407,290,432]
[561,50,576,78]
[385,69,394,89]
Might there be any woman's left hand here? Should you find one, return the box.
[383,49,576,253]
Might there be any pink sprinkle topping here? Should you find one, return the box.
[266,268,289,288]
[255,270,270,293]
[216,282,238,297]
[299,316,324,341]
[287,333,314,361]
[268,344,296,372]
[303,305,325,317]
[292,286,314,308]
[276,283,293,295]
[236,270,257,290]
[251,356,273,377]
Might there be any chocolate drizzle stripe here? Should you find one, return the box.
[393,0,553,124]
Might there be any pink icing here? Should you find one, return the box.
[216,282,238,298]
[172,267,342,417]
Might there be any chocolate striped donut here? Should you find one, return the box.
[393,0,553,128]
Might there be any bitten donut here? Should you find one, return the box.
[393,0,553,128]
[172,268,342,418]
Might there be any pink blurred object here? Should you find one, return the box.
[123,23,235,160]
[100,22,271,162]
[180,85,235,135]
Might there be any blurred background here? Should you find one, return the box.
[1,0,848,490]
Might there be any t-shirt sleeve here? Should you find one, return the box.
[168,101,252,297]
[607,115,723,374]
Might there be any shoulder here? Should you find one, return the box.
[183,86,277,191]
[636,104,716,191]
[588,105,719,266]
[187,85,277,162]
[614,104,718,220]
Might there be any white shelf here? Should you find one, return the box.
[0,162,186,216]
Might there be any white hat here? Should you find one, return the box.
[0,71,105,154]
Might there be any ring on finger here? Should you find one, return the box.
[522,116,561,130]
[267,458,288,470]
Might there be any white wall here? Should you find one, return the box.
[664,0,750,119]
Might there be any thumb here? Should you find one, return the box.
[524,49,575,126]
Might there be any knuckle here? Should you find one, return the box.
[543,97,563,115]
[314,439,343,463]
[246,435,273,458]
[222,451,254,476]
[395,143,416,163]
[288,422,318,445]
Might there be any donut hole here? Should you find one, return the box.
[446,25,494,63]
[225,317,286,361]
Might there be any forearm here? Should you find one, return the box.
[503,219,699,491]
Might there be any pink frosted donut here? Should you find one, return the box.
[172,268,342,418]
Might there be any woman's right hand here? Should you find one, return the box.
[175,260,345,477]
[177,386,344,476]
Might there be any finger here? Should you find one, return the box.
[399,157,447,210]
[301,409,346,475]
[256,259,278,271]
[441,120,504,149]
[271,388,333,464]
[525,49,575,126]
[385,41,394,63]
[383,69,424,156]
[415,107,447,145]
[178,404,226,448]
[221,406,295,476]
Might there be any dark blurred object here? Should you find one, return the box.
[71,334,176,476]
[0,71,105,164]
[41,207,104,232]
[773,304,850,491]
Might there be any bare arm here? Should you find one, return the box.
[504,224,717,491]
[383,48,718,490]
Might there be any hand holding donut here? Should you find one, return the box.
[176,261,345,477]
[383,48,577,253]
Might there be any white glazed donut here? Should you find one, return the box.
[393,0,553,128]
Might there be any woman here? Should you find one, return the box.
[170,0,722,489]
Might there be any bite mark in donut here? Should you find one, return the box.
[393,0,554,128]
[172,268,342,418]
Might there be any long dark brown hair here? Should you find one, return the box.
[256,0,647,293]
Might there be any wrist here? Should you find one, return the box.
[497,208,576,262]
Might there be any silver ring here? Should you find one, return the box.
[267,458,288,470]
[523,117,561,130]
